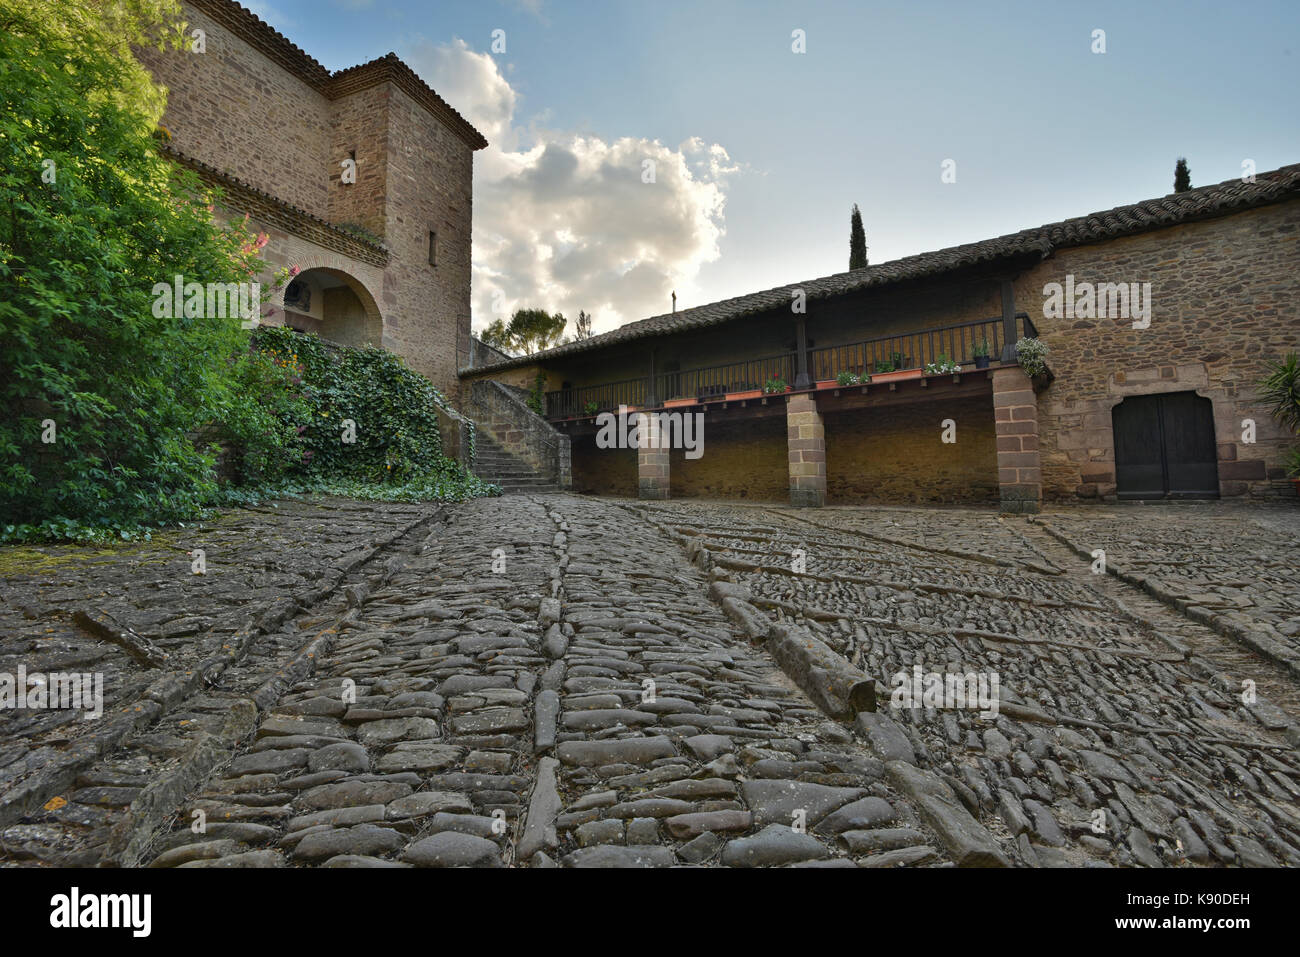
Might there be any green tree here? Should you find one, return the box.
[1174,158,1192,193]
[849,203,868,270]
[0,0,267,538]
[507,308,567,354]
[478,317,515,355]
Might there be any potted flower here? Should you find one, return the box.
[1015,336,1052,389]
[1015,337,1048,375]
[973,338,991,369]
[583,400,599,417]
[835,370,869,387]
[763,377,789,395]
[924,354,962,375]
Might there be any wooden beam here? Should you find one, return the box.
[1000,279,1018,362]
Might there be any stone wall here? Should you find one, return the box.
[1014,200,1300,500]
[825,396,999,504]
[571,437,638,497]
[379,83,474,397]
[468,336,512,369]
[327,84,390,238]
[136,5,332,218]
[670,414,788,501]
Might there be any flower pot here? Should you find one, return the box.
[974,356,990,369]
[870,369,922,384]
[725,389,762,402]
[663,397,696,408]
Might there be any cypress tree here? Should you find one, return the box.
[1174,158,1192,193]
[849,204,868,270]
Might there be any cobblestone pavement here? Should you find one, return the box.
[1,495,1298,868]
[1036,506,1300,677]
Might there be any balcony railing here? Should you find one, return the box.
[808,316,1023,380]
[545,376,648,419]
[655,353,797,404]
[543,313,1036,419]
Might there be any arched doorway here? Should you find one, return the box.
[1112,391,1219,499]
[280,267,382,348]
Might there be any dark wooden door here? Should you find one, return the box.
[1112,392,1219,499]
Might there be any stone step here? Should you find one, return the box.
[483,478,557,487]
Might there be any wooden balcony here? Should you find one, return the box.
[543,313,1037,421]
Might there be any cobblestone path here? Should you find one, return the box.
[2,496,1297,868]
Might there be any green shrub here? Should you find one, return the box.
[0,0,264,539]
[1258,353,1300,434]
[763,377,788,394]
[249,326,486,488]
[1258,353,1300,476]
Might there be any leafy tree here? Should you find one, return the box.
[1174,158,1192,193]
[574,309,594,340]
[506,308,567,354]
[478,317,515,355]
[0,0,268,538]
[849,203,868,270]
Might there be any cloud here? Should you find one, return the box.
[405,39,739,337]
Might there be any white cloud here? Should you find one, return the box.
[405,39,739,337]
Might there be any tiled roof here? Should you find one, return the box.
[191,0,487,150]
[462,163,1300,376]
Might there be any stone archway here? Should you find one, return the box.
[279,267,383,348]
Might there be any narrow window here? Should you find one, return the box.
[428,230,437,266]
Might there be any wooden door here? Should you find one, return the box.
[1112,392,1219,499]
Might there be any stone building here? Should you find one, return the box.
[136,0,486,397]
[462,165,1300,510]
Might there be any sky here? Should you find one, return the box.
[245,0,1300,337]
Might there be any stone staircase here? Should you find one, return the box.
[474,433,560,493]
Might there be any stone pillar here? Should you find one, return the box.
[992,366,1041,513]
[787,393,826,507]
[637,412,670,500]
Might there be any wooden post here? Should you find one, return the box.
[1000,279,1018,363]
[794,318,811,389]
